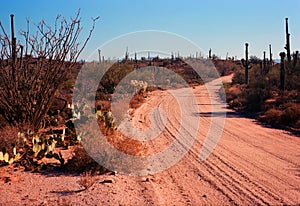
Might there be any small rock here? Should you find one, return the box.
[142,177,149,182]
[99,179,113,184]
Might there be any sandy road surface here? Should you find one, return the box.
[0,74,299,205]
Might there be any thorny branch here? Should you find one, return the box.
[0,10,99,131]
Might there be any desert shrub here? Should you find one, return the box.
[237,74,271,112]
[0,115,7,128]
[64,79,75,88]
[64,145,108,174]
[281,102,300,125]
[285,90,300,102]
[264,109,284,125]
[0,11,98,131]
[232,70,245,85]
[129,93,146,109]
[295,120,300,129]
[0,127,19,153]
[262,103,300,127]
[226,85,242,102]
[265,66,281,88]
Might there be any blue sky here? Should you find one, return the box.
[1,0,299,60]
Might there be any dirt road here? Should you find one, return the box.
[126,74,300,205]
[1,74,299,205]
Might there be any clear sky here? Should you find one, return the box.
[1,0,299,60]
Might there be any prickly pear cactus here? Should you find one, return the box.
[0,148,22,165]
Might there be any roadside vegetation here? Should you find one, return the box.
[224,18,300,134]
[0,11,299,176]
[226,59,300,133]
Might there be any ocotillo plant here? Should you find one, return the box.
[284,18,291,63]
[10,14,17,81]
[241,43,252,84]
[0,12,98,131]
[279,52,286,91]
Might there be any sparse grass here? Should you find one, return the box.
[77,170,96,190]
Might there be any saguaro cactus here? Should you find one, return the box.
[269,44,273,63]
[263,51,267,75]
[125,46,129,61]
[284,18,291,63]
[98,49,101,63]
[279,52,286,91]
[293,51,299,67]
[241,43,252,84]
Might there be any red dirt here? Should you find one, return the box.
[0,74,299,205]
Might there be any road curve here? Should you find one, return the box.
[128,74,300,205]
[0,75,299,205]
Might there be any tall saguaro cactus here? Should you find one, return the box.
[269,44,272,63]
[125,46,129,61]
[241,43,252,84]
[263,51,267,75]
[293,51,299,67]
[98,49,101,63]
[285,18,291,63]
[279,52,286,91]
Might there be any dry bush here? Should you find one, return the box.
[226,85,242,102]
[295,120,300,129]
[232,70,245,85]
[106,130,147,156]
[0,126,19,153]
[212,59,240,76]
[77,170,96,190]
[129,93,146,109]
[0,115,7,128]
[281,102,300,125]
[264,109,284,125]
[285,90,300,102]
[0,11,98,131]
[263,103,300,127]
[64,145,108,175]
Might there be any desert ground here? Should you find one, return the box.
[0,74,299,205]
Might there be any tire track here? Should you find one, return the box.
[130,75,300,205]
